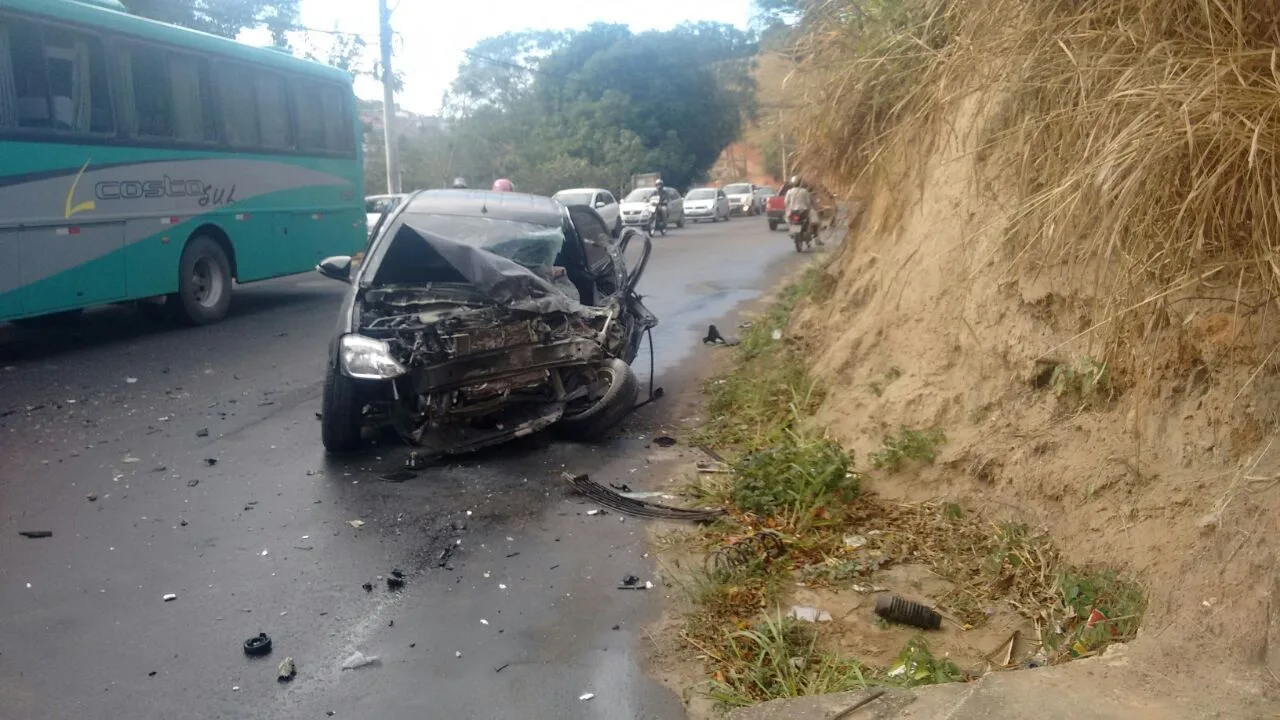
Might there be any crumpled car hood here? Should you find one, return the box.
[389,223,583,315]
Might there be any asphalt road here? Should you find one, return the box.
[0,214,804,720]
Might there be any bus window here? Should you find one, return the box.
[292,82,325,152]
[125,43,173,137]
[3,19,112,134]
[320,86,353,154]
[216,63,259,147]
[255,73,291,149]
[169,53,216,143]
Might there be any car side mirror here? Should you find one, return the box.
[594,200,607,208]
[317,255,353,283]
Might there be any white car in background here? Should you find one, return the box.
[722,182,760,216]
[365,194,406,234]
[553,188,622,234]
[682,187,731,222]
[619,187,685,229]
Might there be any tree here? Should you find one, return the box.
[122,0,299,44]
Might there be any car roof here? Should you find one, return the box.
[555,187,610,195]
[403,189,565,225]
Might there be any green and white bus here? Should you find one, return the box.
[0,0,365,326]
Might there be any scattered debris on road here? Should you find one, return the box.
[122,455,141,463]
[126,377,138,384]
[843,534,867,549]
[874,594,942,630]
[789,606,833,623]
[653,435,677,447]
[19,530,53,539]
[243,633,273,656]
[380,470,416,483]
[563,472,724,521]
[578,692,595,702]
[86,494,97,502]
[162,593,177,602]
[186,479,199,487]
[277,657,296,682]
[341,651,379,670]
[386,572,405,590]
[347,519,366,529]
[494,663,509,673]
[702,324,738,346]
[709,531,787,570]
[405,451,428,470]
[361,582,373,592]
[196,428,209,438]
[203,458,217,466]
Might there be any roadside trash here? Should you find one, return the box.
[653,435,677,447]
[578,693,595,702]
[874,594,942,630]
[126,377,138,384]
[162,593,178,602]
[709,531,786,571]
[739,321,754,329]
[86,494,97,502]
[186,479,199,487]
[563,472,724,521]
[347,520,366,529]
[851,583,889,594]
[362,582,373,592]
[455,651,462,658]
[609,483,632,492]
[243,633,273,656]
[386,575,405,590]
[277,657,296,682]
[380,470,416,483]
[19,530,53,539]
[586,508,605,516]
[123,455,141,464]
[480,619,489,625]
[843,534,868,549]
[703,324,737,346]
[621,575,640,587]
[494,663,510,673]
[405,452,428,470]
[1086,608,1108,629]
[152,465,167,473]
[771,329,783,341]
[985,630,1020,667]
[259,549,269,557]
[789,605,833,623]
[620,491,675,500]
[196,428,209,438]
[340,651,379,670]
[204,458,218,466]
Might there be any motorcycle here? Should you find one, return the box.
[788,210,813,252]
[647,194,667,236]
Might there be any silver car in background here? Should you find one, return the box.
[682,187,730,222]
[553,187,622,235]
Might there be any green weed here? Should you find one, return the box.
[731,432,859,526]
[1049,569,1145,658]
[1050,358,1114,407]
[706,613,871,708]
[882,637,965,687]
[869,427,947,472]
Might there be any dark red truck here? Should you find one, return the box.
[765,186,786,231]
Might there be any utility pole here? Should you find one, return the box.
[779,110,788,181]
[379,0,401,193]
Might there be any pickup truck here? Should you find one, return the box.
[764,187,786,230]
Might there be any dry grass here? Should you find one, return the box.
[785,0,1280,364]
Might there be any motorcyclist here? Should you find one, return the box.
[492,178,514,192]
[452,177,468,189]
[784,175,824,246]
[648,179,669,231]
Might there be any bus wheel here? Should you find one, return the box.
[172,236,232,325]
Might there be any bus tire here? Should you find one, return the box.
[172,236,232,325]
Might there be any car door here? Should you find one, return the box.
[566,206,624,299]
[665,189,683,223]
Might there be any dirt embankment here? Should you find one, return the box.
[787,88,1280,708]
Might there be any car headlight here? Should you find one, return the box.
[340,334,407,380]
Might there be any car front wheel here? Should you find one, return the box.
[321,366,364,453]
[557,359,640,440]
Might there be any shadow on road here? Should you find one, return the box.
[0,284,334,364]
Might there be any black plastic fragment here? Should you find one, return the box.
[874,594,942,630]
[243,633,273,657]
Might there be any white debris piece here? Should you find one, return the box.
[126,377,138,384]
[843,534,867,549]
[480,619,489,625]
[578,693,595,701]
[260,549,269,557]
[340,651,380,670]
[162,593,177,602]
[347,520,365,529]
[788,605,833,623]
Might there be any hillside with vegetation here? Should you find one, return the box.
[655,0,1280,715]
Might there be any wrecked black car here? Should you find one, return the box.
[316,189,657,455]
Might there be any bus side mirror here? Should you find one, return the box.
[317,256,352,283]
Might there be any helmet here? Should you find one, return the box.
[789,175,802,188]
[492,178,514,192]
[654,179,665,188]
[452,177,468,189]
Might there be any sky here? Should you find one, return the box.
[244,0,755,115]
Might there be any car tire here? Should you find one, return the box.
[769,220,779,231]
[170,235,232,325]
[557,359,640,441]
[321,366,364,453]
